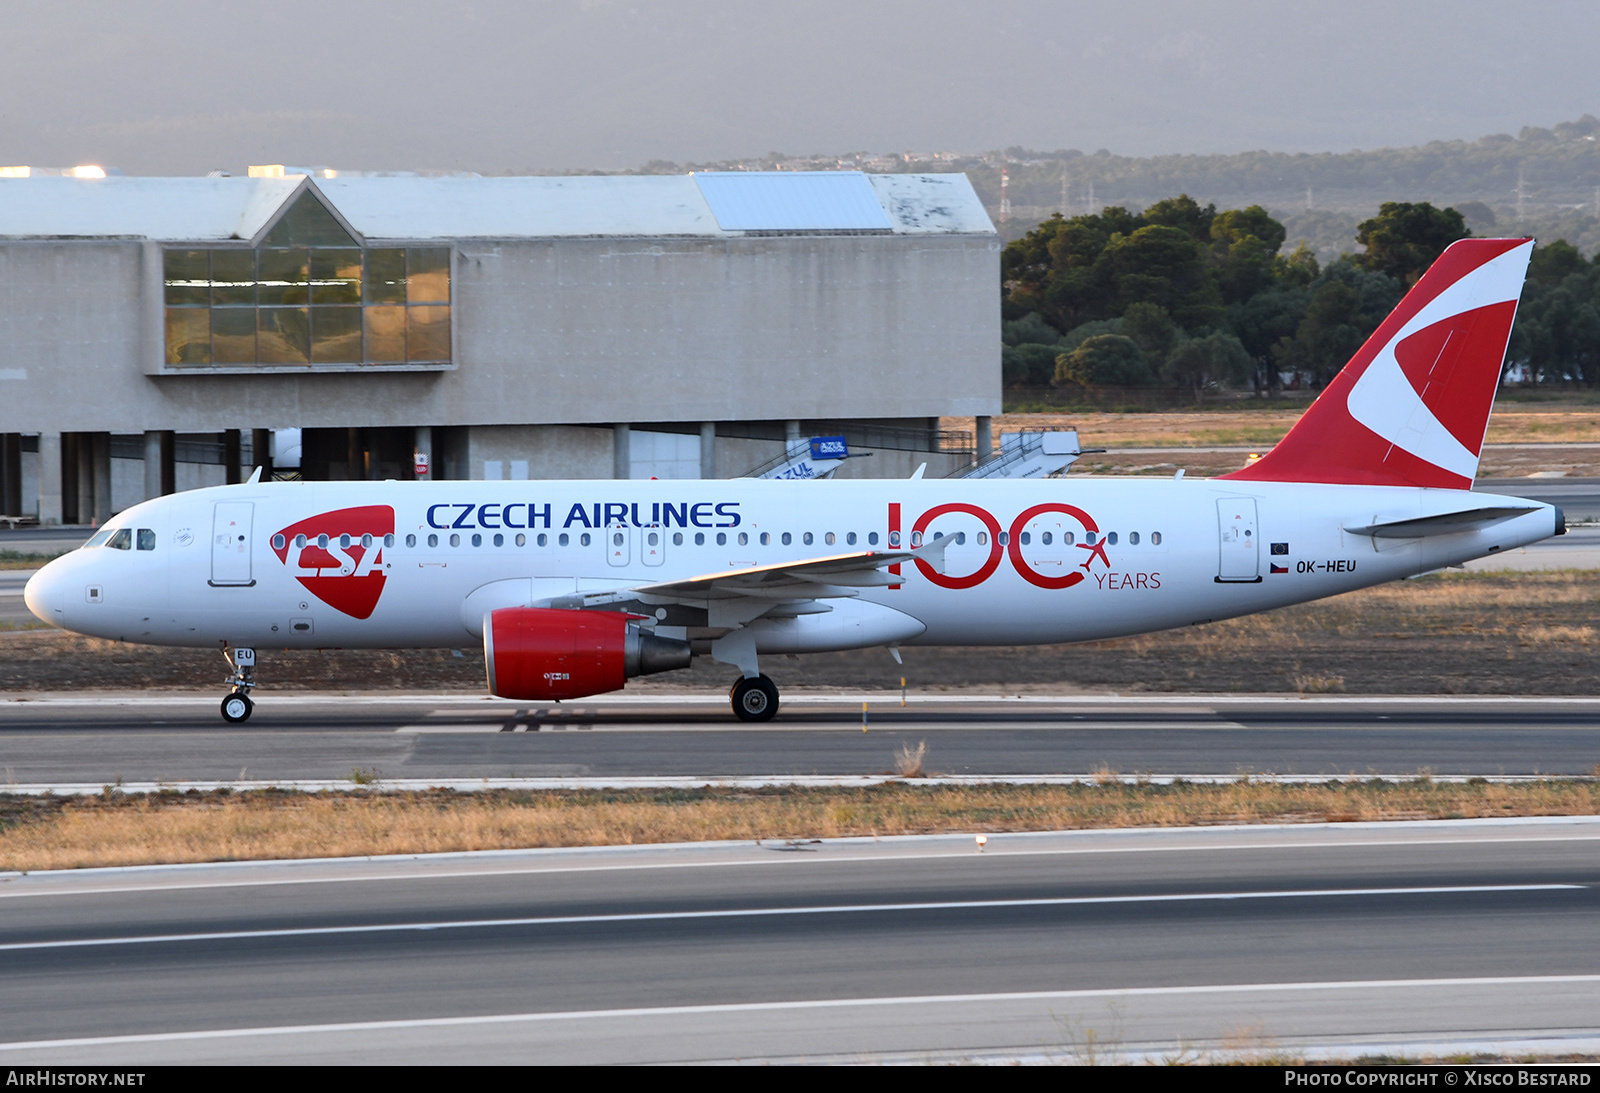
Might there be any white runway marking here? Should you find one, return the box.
[2,884,1577,952]
[5,973,1600,1053]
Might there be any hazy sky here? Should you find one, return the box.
[3,0,1596,174]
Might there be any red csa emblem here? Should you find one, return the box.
[271,506,394,620]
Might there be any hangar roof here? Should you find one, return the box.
[0,172,993,242]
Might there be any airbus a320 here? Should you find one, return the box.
[25,238,1561,722]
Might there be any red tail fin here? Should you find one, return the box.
[1221,238,1533,489]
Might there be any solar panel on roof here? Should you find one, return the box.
[693,172,893,232]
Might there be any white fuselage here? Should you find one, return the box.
[24,476,1559,655]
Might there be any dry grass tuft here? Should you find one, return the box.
[1519,625,1596,645]
[1292,673,1346,693]
[893,741,928,778]
[5,781,1599,872]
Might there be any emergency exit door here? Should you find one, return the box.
[1216,498,1260,582]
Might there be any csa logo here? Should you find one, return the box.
[271,506,394,620]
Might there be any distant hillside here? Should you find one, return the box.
[595,117,1600,259]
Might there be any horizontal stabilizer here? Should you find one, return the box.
[1344,505,1539,539]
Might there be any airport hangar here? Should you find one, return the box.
[0,170,1000,524]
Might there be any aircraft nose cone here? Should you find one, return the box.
[24,561,68,626]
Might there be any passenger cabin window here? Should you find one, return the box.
[406,534,417,547]
[1152,532,1162,545]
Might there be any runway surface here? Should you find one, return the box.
[4,694,1600,783]
[2,820,1597,1063]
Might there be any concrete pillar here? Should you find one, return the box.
[159,431,175,495]
[699,422,717,480]
[251,428,273,481]
[91,433,111,523]
[785,420,802,448]
[413,426,433,481]
[345,428,363,481]
[36,433,61,525]
[0,434,20,515]
[976,415,993,463]
[223,429,242,485]
[75,433,93,525]
[613,424,631,480]
[143,432,163,501]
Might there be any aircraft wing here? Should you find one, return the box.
[537,539,952,628]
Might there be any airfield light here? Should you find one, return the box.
[0,166,30,178]
[70,165,106,179]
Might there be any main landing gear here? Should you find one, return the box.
[220,646,257,724]
[730,674,779,722]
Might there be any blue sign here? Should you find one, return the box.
[810,436,848,460]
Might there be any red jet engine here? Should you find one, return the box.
[483,607,692,701]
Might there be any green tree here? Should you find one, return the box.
[1162,332,1255,402]
[1119,302,1180,364]
[1272,260,1403,385]
[1354,202,1470,286]
[1055,334,1155,387]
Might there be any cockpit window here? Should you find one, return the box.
[107,529,132,550]
[84,528,113,548]
[137,529,156,551]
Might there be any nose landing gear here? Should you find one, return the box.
[220,646,257,724]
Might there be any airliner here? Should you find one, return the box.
[24,238,1561,722]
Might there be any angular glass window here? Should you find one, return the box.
[211,307,257,364]
[364,306,406,362]
[310,249,361,304]
[311,306,362,363]
[407,306,451,362]
[258,307,310,364]
[364,249,406,305]
[407,248,450,304]
[163,250,209,306]
[107,529,132,550]
[260,192,358,248]
[257,248,310,306]
[209,250,256,306]
[165,309,210,365]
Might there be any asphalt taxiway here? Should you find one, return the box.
[1,820,1597,1063]
[2,694,1600,784]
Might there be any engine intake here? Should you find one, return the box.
[483,606,692,701]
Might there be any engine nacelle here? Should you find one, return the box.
[483,607,692,701]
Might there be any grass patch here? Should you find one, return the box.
[3,781,1599,872]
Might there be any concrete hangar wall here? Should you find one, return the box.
[0,170,1000,524]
